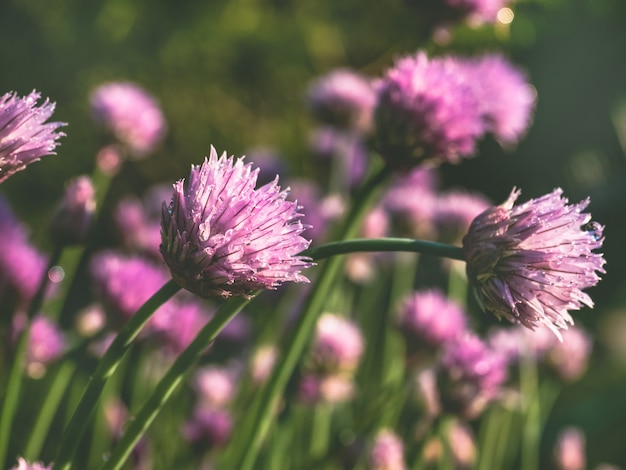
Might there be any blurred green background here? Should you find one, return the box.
[2,0,626,466]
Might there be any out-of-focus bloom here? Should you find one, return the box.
[182,408,233,448]
[397,289,467,353]
[89,250,171,324]
[13,314,66,378]
[75,303,107,337]
[307,69,376,133]
[462,188,605,337]
[463,54,536,146]
[244,146,288,186]
[434,190,491,244]
[554,427,586,470]
[546,326,592,381]
[0,90,65,183]
[149,300,211,355]
[414,367,441,417]
[250,344,278,384]
[447,421,476,469]
[114,184,171,259]
[298,373,355,404]
[438,333,507,418]
[368,429,406,470]
[10,457,51,470]
[487,324,554,364]
[0,196,47,313]
[193,365,238,409]
[309,127,368,187]
[310,313,364,374]
[160,147,312,299]
[50,175,96,246]
[90,82,166,157]
[443,0,511,25]
[373,51,484,169]
[383,167,439,238]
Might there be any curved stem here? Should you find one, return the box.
[101,295,253,470]
[52,279,181,470]
[301,238,464,262]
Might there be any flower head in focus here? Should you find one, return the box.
[462,188,605,337]
[0,90,65,183]
[373,51,484,169]
[90,82,166,157]
[160,147,312,299]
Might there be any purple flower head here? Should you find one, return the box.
[434,190,491,244]
[13,314,66,377]
[373,51,485,169]
[0,196,47,313]
[182,408,233,448]
[10,458,51,470]
[149,300,211,355]
[89,250,171,324]
[310,313,364,374]
[307,69,376,133]
[368,429,406,470]
[462,188,605,337]
[463,54,536,146]
[438,333,507,418]
[90,82,166,157]
[397,289,468,352]
[50,175,96,246]
[160,147,313,299]
[298,373,355,404]
[0,90,65,183]
[547,325,592,381]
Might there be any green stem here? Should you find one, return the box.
[100,295,252,470]
[52,279,181,470]
[237,164,392,470]
[0,244,63,469]
[24,361,76,461]
[302,238,464,262]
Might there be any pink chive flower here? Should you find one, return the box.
[182,408,233,448]
[0,90,65,183]
[193,365,238,409]
[438,333,507,418]
[90,81,166,157]
[463,54,536,146]
[0,196,47,313]
[554,427,586,470]
[160,147,312,299]
[373,51,485,169]
[546,325,592,381]
[10,458,51,470]
[462,188,605,337]
[310,313,364,374]
[149,300,212,355]
[298,373,355,404]
[50,175,96,246]
[397,289,468,353]
[368,429,406,470]
[12,314,66,378]
[89,250,171,323]
[307,69,376,133]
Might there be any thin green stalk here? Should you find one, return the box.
[52,279,181,470]
[0,245,63,469]
[520,354,540,470]
[24,361,76,461]
[302,238,464,262]
[100,295,252,470]
[309,403,332,460]
[236,164,393,470]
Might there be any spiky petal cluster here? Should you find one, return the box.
[90,81,166,157]
[463,188,605,337]
[0,91,65,183]
[373,52,484,168]
[160,147,312,299]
